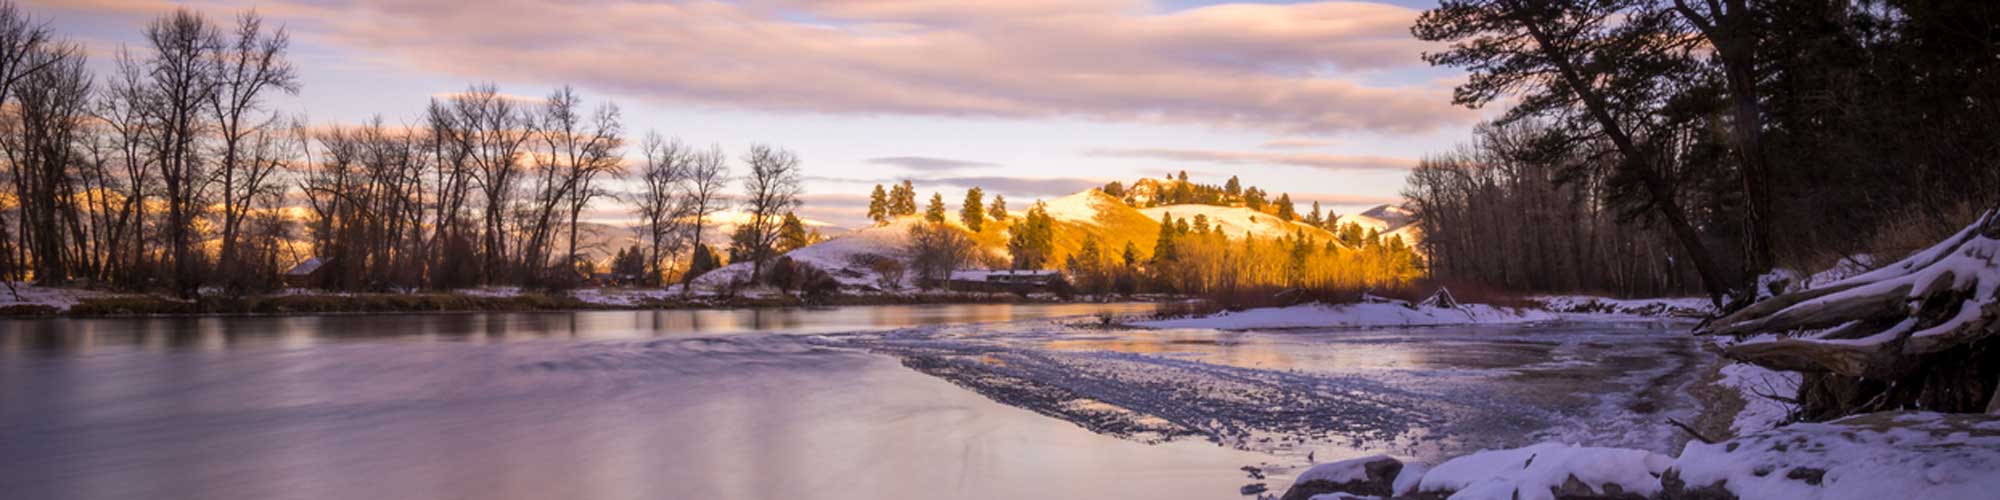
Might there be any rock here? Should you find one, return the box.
[1280,455,1403,500]
[1239,483,1268,495]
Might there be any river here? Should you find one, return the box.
[0,303,1707,500]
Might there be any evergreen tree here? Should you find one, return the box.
[777,212,811,252]
[1275,193,1296,221]
[987,194,1008,221]
[960,187,985,232]
[867,184,890,224]
[1101,181,1125,198]
[889,180,918,216]
[1224,176,1242,198]
[1006,202,1056,269]
[1121,241,1140,268]
[684,244,723,283]
[924,192,947,224]
[1305,201,1323,226]
[1244,188,1268,211]
[1151,212,1179,264]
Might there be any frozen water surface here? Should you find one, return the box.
[2,304,1707,499]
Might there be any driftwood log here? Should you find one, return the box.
[1697,209,2000,419]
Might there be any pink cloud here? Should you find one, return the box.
[1086,147,1418,172]
[38,0,1473,135]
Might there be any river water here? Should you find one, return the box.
[0,303,1705,500]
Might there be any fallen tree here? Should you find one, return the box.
[1697,208,2000,419]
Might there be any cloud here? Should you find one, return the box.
[49,0,1474,135]
[927,176,1108,197]
[1288,192,1403,206]
[1260,137,1336,150]
[1087,147,1417,172]
[865,156,998,172]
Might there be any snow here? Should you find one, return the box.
[568,288,677,306]
[0,282,108,311]
[1414,443,1671,500]
[455,286,522,298]
[1716,362,1801,435]
[1139,203,1336,241]
[1040,189,1124,224]
[692,217,924,290]
[1672,412,2000,500]
[1134,302,1558,330]
[1534,295,1714,318]
[1294,454,1393,485]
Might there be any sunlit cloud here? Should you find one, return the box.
[38,0,1473,135]
[1086,147,1418,172]
[865,156,998,172]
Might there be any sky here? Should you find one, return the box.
[29,0,1483,229]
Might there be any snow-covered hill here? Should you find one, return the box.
[1138,204,1340,241]
[691,217,916,290]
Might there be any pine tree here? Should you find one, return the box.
[777,212,810,252]
[1305,201,1323,226]
[1275,193,1296,221]
[1151,212,1179,264]
[987,194,1008,221]
[685,244,722,282]
[1244,188,1268,211]
[889,180,918,216]
[868,184,890,224]
[1102,181,1125,198]
[960,187,985,232]
[1224,176,1241,198]
[1121,241,1140,268]
[924,192,947,224]
[1005,202,1056,269]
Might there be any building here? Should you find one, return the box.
[941,269,1067,293]
[282,257,328,288]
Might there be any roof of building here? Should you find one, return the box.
[284,257,326,277]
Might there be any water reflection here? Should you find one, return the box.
[0,301,1290,500]
[0,302,1158,355]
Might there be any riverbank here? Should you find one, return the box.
[0,283,1103,318]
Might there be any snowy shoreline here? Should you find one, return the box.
[1134,295,1711,331]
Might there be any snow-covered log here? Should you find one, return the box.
[1697,209,2000,415]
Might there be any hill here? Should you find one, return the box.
[1138,204,1341,243]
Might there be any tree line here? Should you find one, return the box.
[0,3,808,297]
[1405,0,2000,303]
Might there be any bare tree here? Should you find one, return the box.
[0,0,60,293]
[3,42,85,284]
[679,143,728,288]
[141,8,223,297]
[521,86,621,280]
[433,84,528,284]
[631,132,693,284]
[207,10,298,288]
[737,144,801,281]
[92,47,158,286]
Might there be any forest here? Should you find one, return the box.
[0,3,821,297]
[1402,0,1999,304]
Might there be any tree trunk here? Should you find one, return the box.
[1699,207,2000,419]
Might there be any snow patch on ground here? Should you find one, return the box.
[1673,412,2000,500]
[693,218,924,291]
[1134,302,1558,330]
[1716,362,1801,435]
[1414,443,1671,500]
[454,286,522,298]
[1533,295,1714,318]
[0,283,109,311]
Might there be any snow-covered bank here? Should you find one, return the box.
[1532,295,1715,318]
[0,283,110,312]
[1135,302,1560,330]
[1280,411,2000,499]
